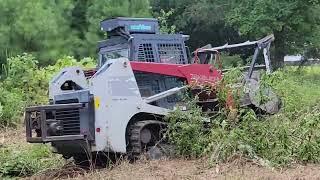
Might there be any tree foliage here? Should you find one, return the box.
[151,0,243,50]
[151,0,320,67]
[0,0,319,69]
[84,0,151,58]
[0,0,151,68]
[226,0,320,66]
[0,0,76,65]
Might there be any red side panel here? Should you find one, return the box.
[130,62,222,85]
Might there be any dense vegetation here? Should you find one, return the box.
[0,0,150,66]
[0,0,319,68]
[0,54,95,127]
[166,66,320,167]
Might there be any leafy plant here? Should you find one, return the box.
[0,54,95,127]
[0,145,63,177]
[165,98,209,157]
[166,66,320,167]
[157,9,176,34]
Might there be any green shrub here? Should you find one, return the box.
[166,66,320,167]
[0,54,96,127]
[0,145,63,177]
[0,54,47,126]
[165,99,209,157]
[45,56,96,79]
[0,88,24,127]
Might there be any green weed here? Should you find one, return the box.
[0,144,63,177]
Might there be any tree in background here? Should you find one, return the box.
[150,0,251,63]
[152,0,236,48]
[151,0,320,68]
[226,0,320,68]
[0,0,319,70]
[83,0,151,59]
[0,0,76,66]
[0,0,151,69]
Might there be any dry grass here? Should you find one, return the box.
[29,164,87,180]
[66,158,320,180]
[3,128,320,179]
[0,125,26,147]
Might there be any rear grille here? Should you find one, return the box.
[56,108,80,135]
[138,43,155,62]
[157,43,186,64]
[56,99,79,104]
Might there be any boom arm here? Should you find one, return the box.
[196,34,275,79]
[130,62,222,85]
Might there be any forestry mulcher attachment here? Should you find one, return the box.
[25,17,280,162]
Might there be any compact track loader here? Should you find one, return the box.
[25,17,280,163]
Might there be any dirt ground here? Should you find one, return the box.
[65,159,320,180]
[2,128,320,180]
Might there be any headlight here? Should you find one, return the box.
[48,122,63,136]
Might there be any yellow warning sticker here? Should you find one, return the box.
[94,96,101,109]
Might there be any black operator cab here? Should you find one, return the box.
[98,17,190,67]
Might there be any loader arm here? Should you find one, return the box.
[130,61,222,85]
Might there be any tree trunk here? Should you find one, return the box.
[271,35,286,70]
[271,33,287,71]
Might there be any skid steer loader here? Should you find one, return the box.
[25,17,280,163]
